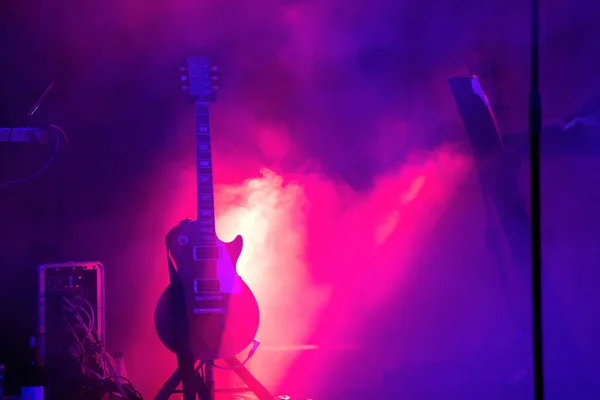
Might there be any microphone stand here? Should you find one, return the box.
[529,0,545,397]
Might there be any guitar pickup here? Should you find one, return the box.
[194,279,220,293]
[193,246,219,260]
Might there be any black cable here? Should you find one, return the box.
[529,0,545,397]
[63,297,143,400]
[0,126,63,189]
[102,376,144,400]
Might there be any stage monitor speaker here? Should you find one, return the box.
[37,261,105,399]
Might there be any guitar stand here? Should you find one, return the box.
[154,356,276,400]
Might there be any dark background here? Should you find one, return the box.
[2,0,600,398]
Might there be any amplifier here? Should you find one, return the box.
[37,261,105,399]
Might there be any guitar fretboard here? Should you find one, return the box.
[195,101,217,244]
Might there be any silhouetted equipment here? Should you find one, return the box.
[449,76,531,274]
[0,128,47,143]
[37,261,105,399]
[1,81,58,143]
[449,75,600,343]
[449,77,600,158]
[21,336,45,400]
[449,76,504,156]
[0,125,66,189]
[36,261,143,399]
[449,75,531,384]
[0,363,5,399]
[0,81,68,189]
[153,57,272,400]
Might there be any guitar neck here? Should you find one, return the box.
[195,101,217,240]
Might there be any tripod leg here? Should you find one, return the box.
[224,357,275,400]
[168,280,199,400]
[196,365,212,400]
[154,369,182,400]
[205,361,215,400]
[178,353,198,400]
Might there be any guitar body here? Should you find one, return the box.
[154,219,260,361]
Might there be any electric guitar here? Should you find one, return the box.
[154,57,260,361]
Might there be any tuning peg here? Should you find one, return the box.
[180,75,188,82]
[180,66,188,72]
[210,66,218,72]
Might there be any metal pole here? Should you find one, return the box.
[529,0,545,397]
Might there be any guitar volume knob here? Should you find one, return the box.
[178,235,189,246]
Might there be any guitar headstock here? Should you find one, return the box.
[180,57,218,102]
